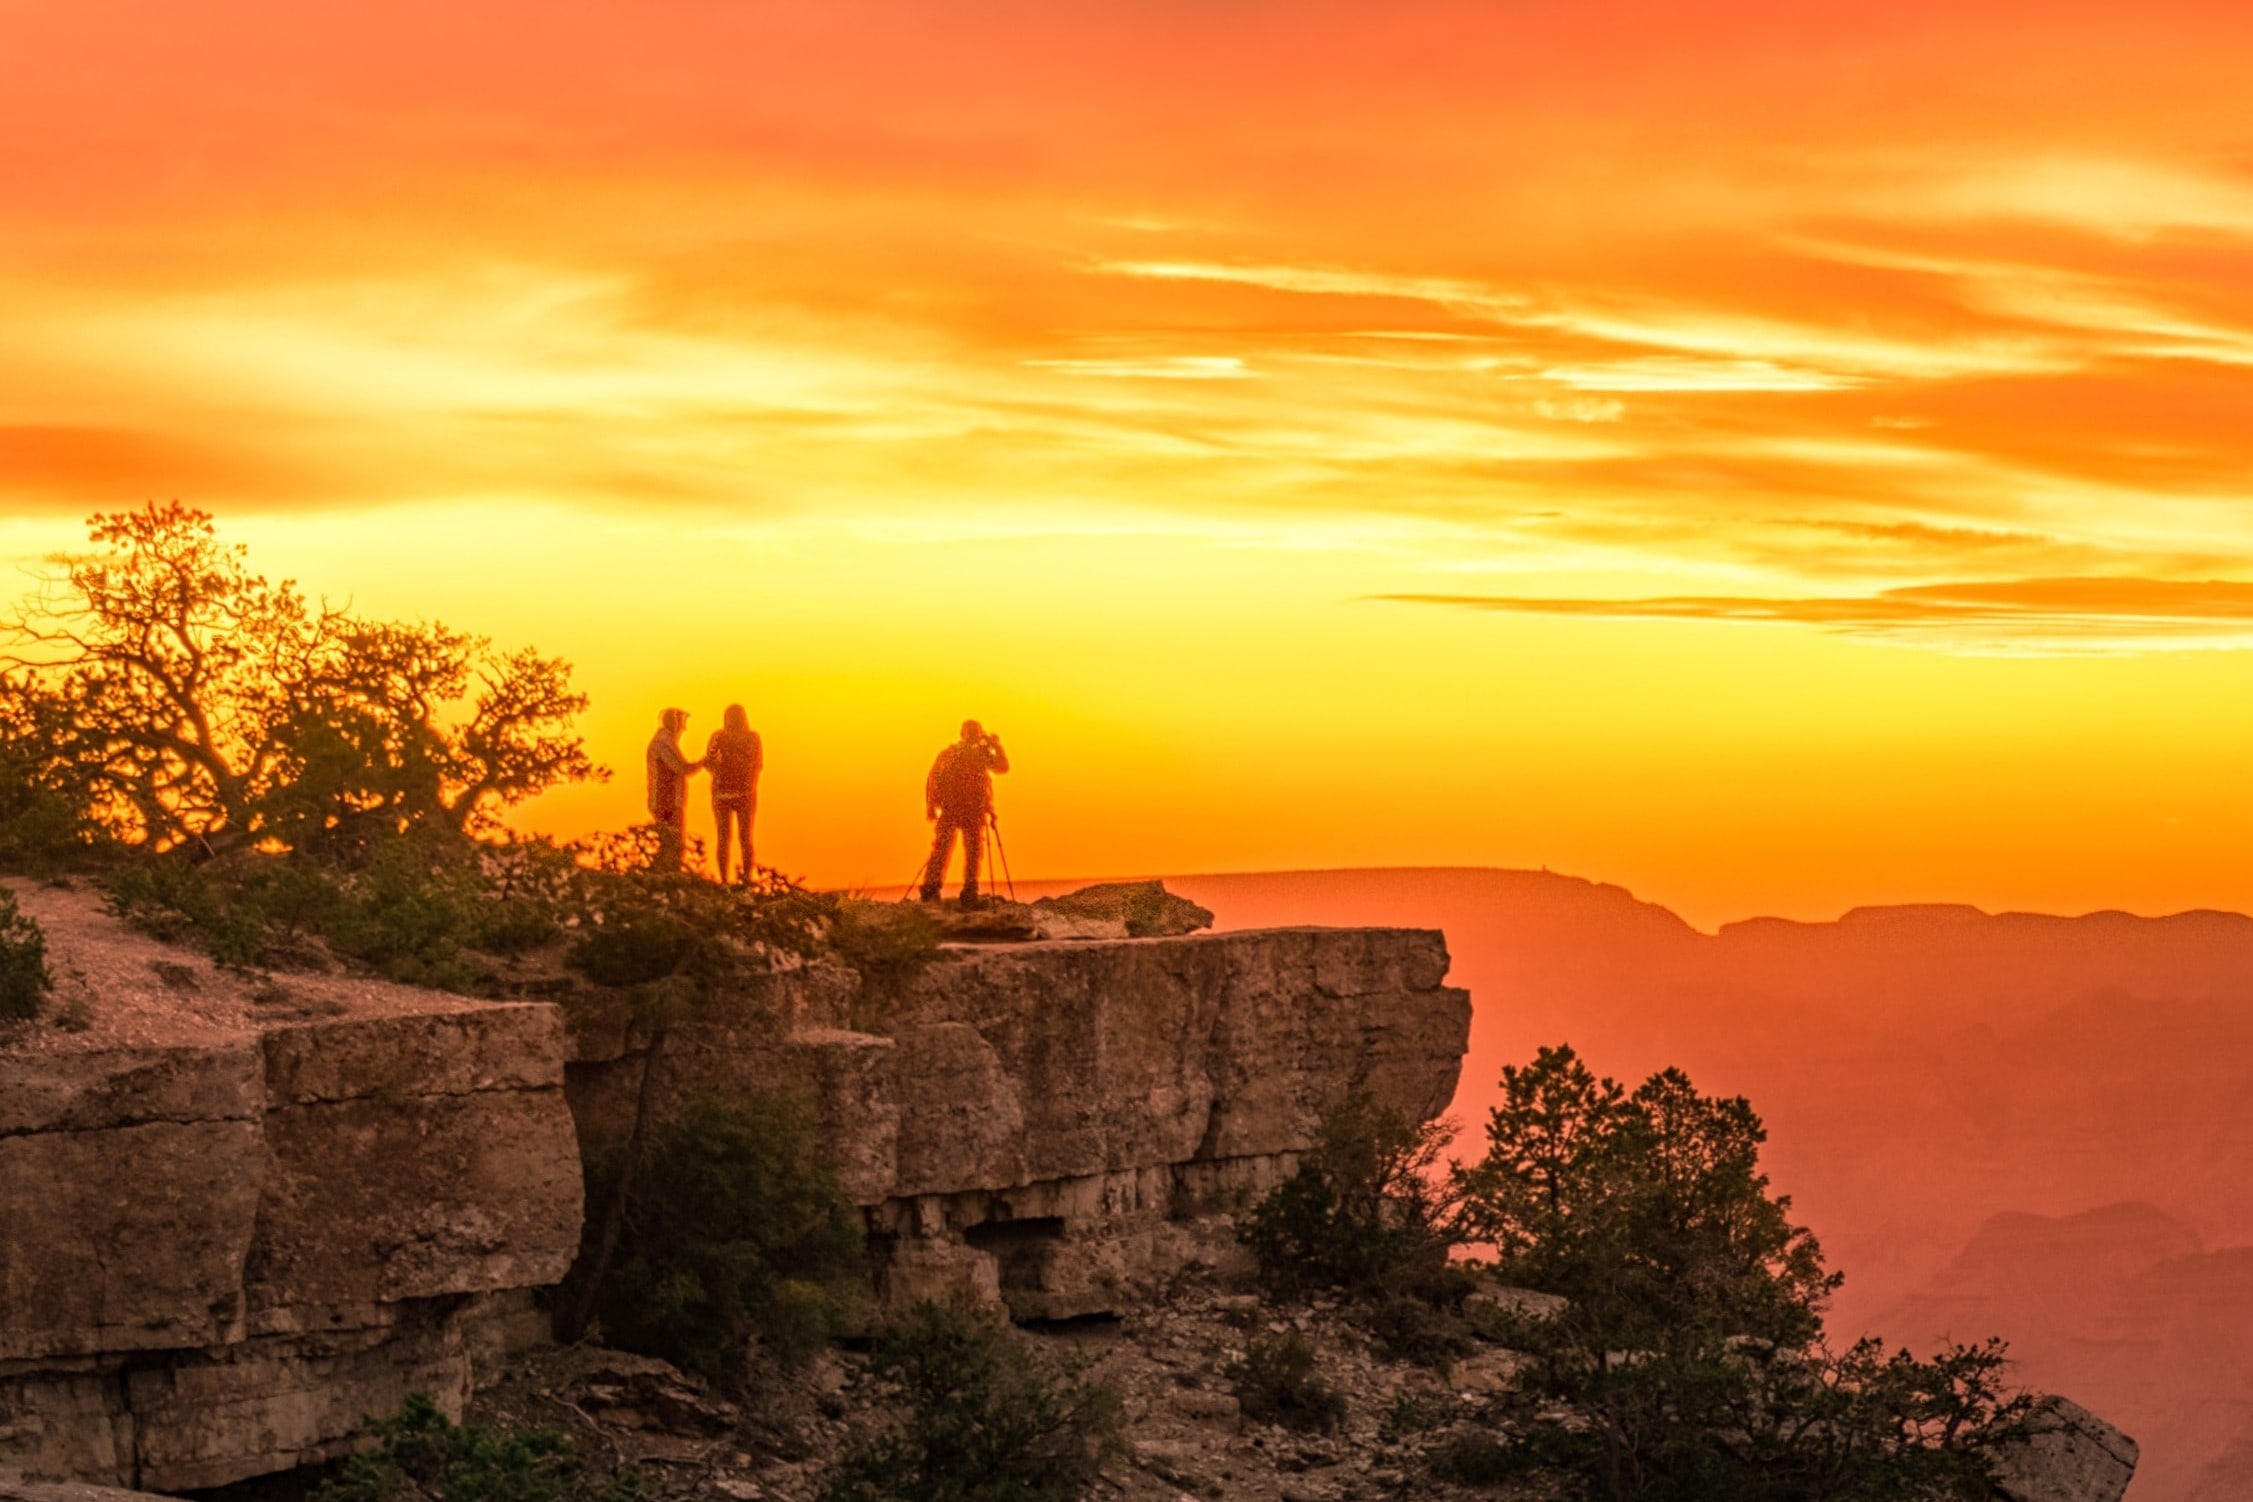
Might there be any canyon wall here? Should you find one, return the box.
[0,887,582,1492]
[1,887,1468,1490]
[565,925,1473,1319]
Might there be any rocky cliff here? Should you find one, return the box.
[566,925,1472,1319]
[0,880,2139,1502]
[0,885,583,1492]
[1,884,1470,1491]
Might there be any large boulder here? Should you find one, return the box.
[1030,881,1215,939]
[1990,1396,2139,1502]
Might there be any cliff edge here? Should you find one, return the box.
[0,883,1468,1491]
[567,924,1471,1319]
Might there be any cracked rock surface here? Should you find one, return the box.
[0,882,583,1493]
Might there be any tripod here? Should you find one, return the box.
[900,809,1016,904]
[984,811,1018,903]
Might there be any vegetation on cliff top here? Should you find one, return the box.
[0,505,911,1001]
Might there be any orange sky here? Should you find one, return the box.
[9,1,2253,926]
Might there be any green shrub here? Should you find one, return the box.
[312,1392,639,1502]
[1367,1290,1477,1369]
[0,889,53,1022]
[569,907,698,988]
[102,858,275,969]
[1227,1330,1346,1433]
[565,848,833,995]
[318,837,484,986]
[592,1091,866,1383]
[1424,1428,1534,1488]
[470,838,577,955]
[99,833,571,992]
[822,1302,1122,1502]
[1242,1090,1462,1301]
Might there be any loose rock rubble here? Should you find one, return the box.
[469,1275,1544,1502]
[471,1271,2136,1502]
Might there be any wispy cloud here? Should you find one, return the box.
[1025,356,1256,379]
[1873,158,2253,243]
[1384,577,2253,653]
[1540,358,1856,393]
[1096,259,1532,320]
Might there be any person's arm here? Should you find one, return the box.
[986,738,1009,775]
[748,731,764,778]
[657,739,696,776]
[925,752,944,819]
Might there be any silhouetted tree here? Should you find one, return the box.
[1453,1045,2029,1500]
[0,669,113,871]
[1,503,599,855]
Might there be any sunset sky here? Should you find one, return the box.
[9,1,2253,925]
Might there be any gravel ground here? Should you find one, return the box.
[467,1277,1541,1502]
[0,877,501,1057]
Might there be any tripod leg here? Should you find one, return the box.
[988,815,1018,903]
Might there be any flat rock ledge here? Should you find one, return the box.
[0,885,583,1493]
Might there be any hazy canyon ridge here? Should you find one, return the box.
[1133,868,2253,1502]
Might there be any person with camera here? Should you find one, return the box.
[920,719,1009,906]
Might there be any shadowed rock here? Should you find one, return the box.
[1992,1396,2140,1502]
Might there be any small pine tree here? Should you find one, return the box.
[1452,1045,2031,1501]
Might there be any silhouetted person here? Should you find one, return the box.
[645,707,701,869]
[705,703,764,885]
[921,719,1009,906]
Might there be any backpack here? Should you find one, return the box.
[931,743,990,812]
[707,729,760,797]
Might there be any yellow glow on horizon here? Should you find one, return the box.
[10,1,2253,928]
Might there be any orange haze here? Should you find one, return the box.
[10,3,2253,924]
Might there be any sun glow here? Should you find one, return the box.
[7,0,2253,925]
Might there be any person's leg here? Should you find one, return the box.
[959,810,984,904]
[920,816,956,901]
[712,800,737,884]
[741,795,756,880]
[656,805,685,870]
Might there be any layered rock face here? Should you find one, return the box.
[6,884,1468,1490]
[0,886,583,1493]
[565,927,1472,1319]
[4,881,2137,1502]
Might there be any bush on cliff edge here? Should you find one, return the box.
[0,888,52,1022]
[1243,1089,1464,1303]
[1242,1090,1476,1364]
